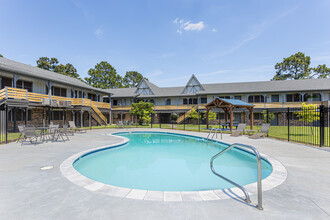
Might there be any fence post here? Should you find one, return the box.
[184,111,186,131]
[287,107,290,142]
[151,114,153,128]
[159,114,161,129]
[5,105,8,143]
[320,105,325,147]
[198,109,200,132]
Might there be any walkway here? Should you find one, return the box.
[0,128,329,219]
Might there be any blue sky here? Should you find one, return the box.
[1,0,330,87]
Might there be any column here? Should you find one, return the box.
[13,74,20,88]
[89,111,91,127]
[80,110,83,127]
[230,106,234,132]
[71,88,75,98]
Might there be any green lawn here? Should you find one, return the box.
[152,124,329,147]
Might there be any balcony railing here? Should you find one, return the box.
[0,87,111,109]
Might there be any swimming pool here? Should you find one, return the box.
[73,132,272,191]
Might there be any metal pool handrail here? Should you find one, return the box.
[210,143,263,210]
[207,128,222,140]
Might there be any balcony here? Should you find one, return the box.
[250,102,323,108]
[0,87,111,109]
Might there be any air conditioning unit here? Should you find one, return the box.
[41,98,51,105]
[58,100,67,107]
[51,99,58,107]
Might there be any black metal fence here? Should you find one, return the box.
[0,105,8,144]
[148,105,330,147]
[2,104,329,147]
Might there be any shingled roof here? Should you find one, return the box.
[0,57,109,94]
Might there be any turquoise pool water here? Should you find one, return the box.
[73,132,272,191]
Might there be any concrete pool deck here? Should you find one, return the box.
[0,128,329,219]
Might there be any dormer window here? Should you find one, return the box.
[182,75,204,94]
[135,80,154,95]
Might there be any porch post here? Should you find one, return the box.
[80,110,83,127]
[25,108,28,126]
[206,107,210,129]
[89,111,91,127]
[249,107,254,130]
[46,81,52,100]
[230,106,234,132]
[71,88,75,98]
[13,74,20,88]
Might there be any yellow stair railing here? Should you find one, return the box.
[91,101,107,125]
[177,106,196,124]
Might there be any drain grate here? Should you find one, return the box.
[40,165,54,170]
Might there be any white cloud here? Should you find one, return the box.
[94,26,103,38]
[183,21,205,31]
[211,28,217,32]
[174,18,206,34]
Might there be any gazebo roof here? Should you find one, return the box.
[205,98,254,109]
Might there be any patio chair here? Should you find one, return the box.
[249,123,270,139]
[230,123,246,137]
[53,125,70,141]
[69,121,86,133]
[21,126,40,145]
[16,124,25,143]
[116,121,124,128]
[47,124,59,140]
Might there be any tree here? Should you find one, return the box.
[203,111,217,124]
[54,63,80,78]
[123,71,148,88]
[272,52,311,80]
[261,110,275,123]
[189,108,201,124]
[0,54,3,58]
[85,61,123,89]
[311,64,330,78]
[36,57,80,78]
[272,52,330,80]
[294,103,319,135]
[130,101,155,125]
[36,57,59,71]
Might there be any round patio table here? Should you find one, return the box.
[35,127,51,142]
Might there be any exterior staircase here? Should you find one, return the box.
[177,106,196,124]
[91,105,107,125]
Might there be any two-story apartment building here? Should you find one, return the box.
[0,58,111,131]
[1,57,330,130]
[107,75,330,125]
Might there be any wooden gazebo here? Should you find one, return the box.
[205,98,255,131]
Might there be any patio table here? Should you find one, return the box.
[35,127,59,142]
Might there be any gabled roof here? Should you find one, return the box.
[182,74,204,94]
[206,98,254,109]
[0,57,108,94]
[135,79,158,95]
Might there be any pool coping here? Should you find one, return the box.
[60,130,287,202]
